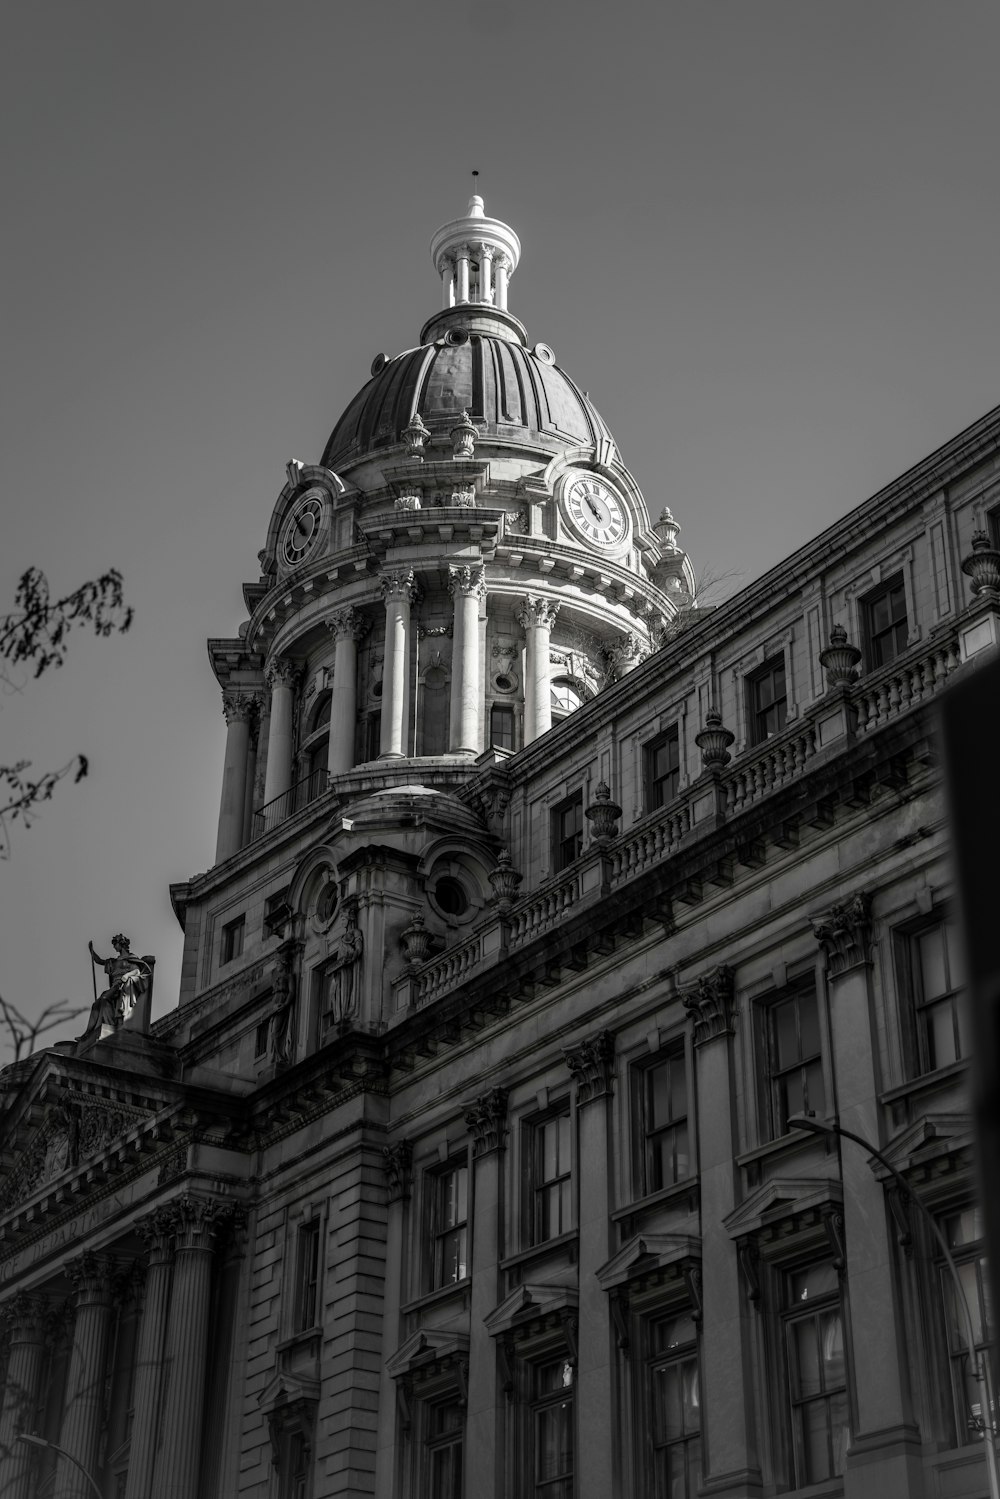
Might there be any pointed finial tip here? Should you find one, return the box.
[468,193,485,217]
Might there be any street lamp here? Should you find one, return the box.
[14,1434,103,1499]
[788,1112,1000,1499]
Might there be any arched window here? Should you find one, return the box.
[300,691,332,799]
[550,677,586,722]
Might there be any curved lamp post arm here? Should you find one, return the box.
[789,1113,1000,1499]
[15,1434,103,1499]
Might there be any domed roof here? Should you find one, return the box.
[321,331,616,472]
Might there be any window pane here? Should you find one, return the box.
[774,999,799,1069]
[926,998,960,1070]
[799,995,820,1057]
[792,1318,822,1398]
[919,928,948,999]
[820,1308,845,1387]
[803,1058,826,1116]
[535,1401,574,1481]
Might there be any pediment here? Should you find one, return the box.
[873,1112,972,1178]
[484,1281,579,1340]
[386,1327,470,1381]
[257,1368,320,1412]
[723,1175,842,1240]
[595,1232,700,1292]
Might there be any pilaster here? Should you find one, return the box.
[464,1087,508,1499]
[374,1142,413,1499]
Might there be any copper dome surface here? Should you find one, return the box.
[321,333,617,471]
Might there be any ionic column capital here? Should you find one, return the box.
[380,568,420,606]
[812,891,873,975]
[265,656,301,691]
[327,606,371,642]
[448,564,486,601]
[221,689,261,726]
[518,596,560,632]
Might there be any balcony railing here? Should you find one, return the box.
[252,767,328,840]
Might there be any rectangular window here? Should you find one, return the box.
[552,793,583,872]
[365,713,382,762]
[940,1207,993,1446]
[221,915,245,966]
[532,1356,575,1499]
[647,1313,702,1499]
[638,1049,689,1195]
[862,573,908,669]
[424,1399,464,1499]
[429,1162,469,1289]
[254,1017,270,1059]
[784,1263,849,1485]
[765,984,825,1137]
[645,728,680,811]
[909,919,968,1075]
[490,704,516,751]
[529,1112,572,1244]
[747,657,787,745]
[294,1219,321,1333]
[989,508,1000,551]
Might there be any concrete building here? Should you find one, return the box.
[1,193,998,1499]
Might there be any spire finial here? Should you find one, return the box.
[468,169,484,218]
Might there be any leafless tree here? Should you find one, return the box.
[1,567,132,857]
[0,997,85,1067]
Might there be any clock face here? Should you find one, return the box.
[564,476,629,549]
[280,494,325,567]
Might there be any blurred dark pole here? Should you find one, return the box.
[942,649,1000,1398]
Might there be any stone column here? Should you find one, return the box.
[57,1252,115,1499]
[241,709,259,848]
[564,1033,616,1499]
[327,608,369,776]
[150,1197,224,1499]
[683,968,761,1496]
[0,1292,49,1499]
[215,691,257,862]
[464,1088,508,1499]
[494,252,510,311]
[456,244,470,303]
[262,658,299,807]
[374,1143,413,1499]
[518,597,559,745]
[812,894,923,1491]
[125,1209,175,1499]
[479,243,494,304]
[448,564,486,755]
[379,570,417,759]
[441,258,454,308]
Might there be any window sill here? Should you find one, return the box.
[500,1229,579,1275]
[736,1127,828,1172]
[275,1328,321,1357]
[401,1276,472,1318]
[611,1176,699,1225]
[881,1058,969,1107]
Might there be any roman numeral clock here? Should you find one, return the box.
[561,473,631,551]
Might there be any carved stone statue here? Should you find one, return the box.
[85,935,151,1035]
[326,901,364,1026]
[270,943,297,1068]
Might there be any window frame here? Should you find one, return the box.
[745,655,788,747]
[524,1105,573,1248]
[489,703,516,752]
[781,1260,850,1487]
[293,1216,322,1334]
[641,1309,702,1499]
[897,914,967,1078]
[860,571,908,671]
[529,1352,576,1499]
[634,1044,691,1199]
[220,914,245,966]
[938,1206,994,1448]
[426,1157,471,1292]
[420,1393,466,1499]
[758,979,826,1141]
[551,792,584,873]
[644,727,680,812]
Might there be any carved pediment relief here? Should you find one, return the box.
[0,1095,151,1215]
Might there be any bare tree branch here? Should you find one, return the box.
[0,996,86,1065]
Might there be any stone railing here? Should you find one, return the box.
[723,725,818,815]
[411,931,485,1007]
[507,870,583,950]
[609,802,692,881]
[854,635,960,735]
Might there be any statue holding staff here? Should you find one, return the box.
[85,934,151,1035]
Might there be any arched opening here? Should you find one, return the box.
[550,677,588,724]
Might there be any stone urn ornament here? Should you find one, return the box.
[399,913,433,968]
[961,530,1000,597]
[402,412,431,459]
[695,709,735,771]
[450,410,478,460]
[818,624,862,687]
[585,782,623,843]
[488,847,524,914]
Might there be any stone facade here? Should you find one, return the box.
[1,195,998,1498]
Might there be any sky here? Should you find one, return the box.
[2,1,999,1043]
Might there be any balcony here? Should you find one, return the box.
[252,767,328,840]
